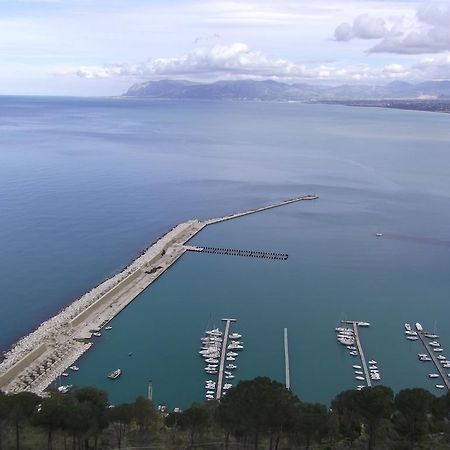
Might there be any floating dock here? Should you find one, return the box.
[343,321,372,387]
[416,329,450,391]
[192,247,288,260]
[216,318,236,400]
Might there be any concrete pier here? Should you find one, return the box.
[416,329,450,390]
[197,247,288,260]
[284,328,290,390]
[0,194,318,394]
[216,318,236,400]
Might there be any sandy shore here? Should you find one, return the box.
[0,195,317,394]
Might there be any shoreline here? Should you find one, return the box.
[0,195,317,394]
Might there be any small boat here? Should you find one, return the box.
[205,394,214,400]
[405,323,412,331]
[375,233,383,237]
[58,385,72,394]
[108,368,122,380]
[355,371,363,375]
[223,384,233,390]
[420,356,432,362]
[429,341,440,347]
[227,356,236,361]
[227,344,243,350]
[434,348,443,352]
[353,365,362,369]
[206,390,215,394]
[437,355,446,360]
[229,333,242,339]
[93,332,102,337]
[425,334,439,339]
[347,346,357,351]
[349,351,358,356]
[61,372,69,377]
[226,364,237,369]
[105,326,112,330]
[225,375,235,379]
[405,330,417,336]
[443,364,450,368]
[415,323,423,331]
[205,358,219,364]
[355,376,365,381]
[369,365,378,370]
[407,336,419,341]
[429,374,439,378]
[227,352,238,357]
[436,385,445,389]
[368,360,377,365]
[69,366,79,371]
[418,353,427,357]
[357,385,365,389]
[358,322,370,327]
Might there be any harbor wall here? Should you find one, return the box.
[0,343,47,389]
[70,269,142,328]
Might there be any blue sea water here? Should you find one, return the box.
[1,97,450,407]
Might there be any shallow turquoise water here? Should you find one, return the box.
[1,97,450,406]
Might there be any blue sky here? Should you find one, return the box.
[1,0,449,95]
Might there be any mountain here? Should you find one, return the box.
[123,79,450,101]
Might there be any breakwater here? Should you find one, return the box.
[0,195,317,394]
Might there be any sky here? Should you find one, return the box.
[1,0,450,95]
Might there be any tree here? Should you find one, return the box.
[178,404,209,448]
[217,377,297,450]
[7,391,41,450]
[108,404,134,449]
[0,392,10,450]
[132,396,155,431]
[33,392,66,450]
[357,386,393,450]
[331,389,362,444]
[394,388,434,448]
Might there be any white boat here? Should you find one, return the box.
[357,385,365,389]
[407,336,419,341]
[355,376,365,381]
[223,384,233,390]
[226,364,237,369]
[69,366,79,371]
[229,333,242,339]
[375,233,383,237]
[368,360,377,365]
[227,356,236,361]
[429,341,440,347]
[405,330,417,336]
[107,368,122,380]
[336,327,353,333]
[225,375,235,379]
[443,364,450,368]
[355,371,363,375]
[429,374,440,378]
[61,372,69,377]
[338,338,355,346]
[415,323,423,331]
[227,344,243,350]
[434,348,443,352]
[369,365,378,370]
[205,394,214,400]
[93,332,102,337]
[347,346,357,350]
[205,328,222,336]
[57,385,72,394]
[405,323,412,331]
[105,326,112,330]
[353,365,362,369]
[425,334,439,339]
[418,353,427,357]
[420,356,432,362]
[349,351,358,356]
[205,358,219,364]
[358,322,370,327]
[227,352,238,357]
[437,355,446,360]
[206,390,215,394]
[436,385,445,389]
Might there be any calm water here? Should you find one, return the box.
[1,97,450,407]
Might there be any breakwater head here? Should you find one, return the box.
[0,194,318,394]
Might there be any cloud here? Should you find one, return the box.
[334,14,388,41]
[336,1,450,54]
[63,42,419,84]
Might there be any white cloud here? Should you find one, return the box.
[334,13,388,41]
[63,42,419,84]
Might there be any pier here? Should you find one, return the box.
[284,328,290,390]
[343,321,372,387]
[216,318,236,400]
[194,247,288,260]
[416,330,450,390]
[0,194,318,395]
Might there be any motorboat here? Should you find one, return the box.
[229,333,242,339]
[375,233,383,237]
[369,365,378,370]
[429,374,440,378]
[227,344,243,350]
[227,352,238,357]
[206,328,222,336]
[227,356,236,361]
[405,330,417,336]
[206,390,215,395]
[425,334,439,339]
[358,322,370,327]
[336,327,353,333]
[107,369,122,380]
[347,346,357,350]
[205,358,219,364]
[69,366,79,371]
[415,323,423,331]
[105,326,112,330]
[355,371,363,375]
[206,394,214,400]
[437,355,446,360]
[407,336,418,341]
[436,385,445,389]
[368,360,377,365]
[93,332,102,337]
[61,372,69,377]
[419,356,432,362]
[429,341,440,347]
[355,376,365,381]
[434,348,443,352]
[226,364,237,369]
[353,365,362,369]
[225,375,235,379]
[223,384,233,390]
[418,354,427,358]
[58,385,72,394]
[405,323,412,331]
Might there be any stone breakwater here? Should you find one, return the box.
[0,195,317,394]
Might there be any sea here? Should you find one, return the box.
[1,96,450,408]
